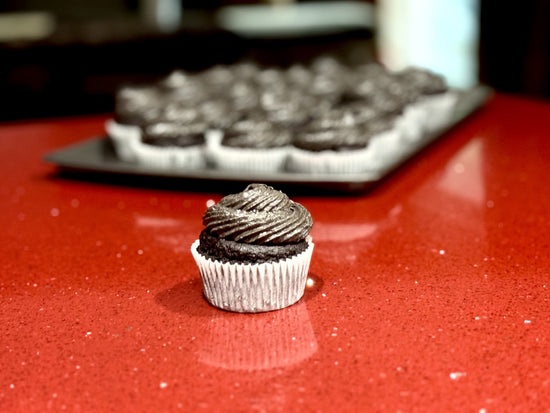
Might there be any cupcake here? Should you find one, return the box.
[191,183,314,313]
[260,89,312,130]
[130,121,207,169]
[342,64,422,145]
[361,115,405,171]
[106,85,163,161]
[286,106,382,174]
[287,126,375,174]
[158,70,209,105]
[207,120,292,173]
[160,101,203,125]
[227,81,260,114]
[364,88,426,146]
[285,64,313,90]
[199,98,240,133]
[254,67,286,90]
[231,61,260,81]
[397,67,457,132]
[200,65,235,95]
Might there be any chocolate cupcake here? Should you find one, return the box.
[130,122,207,169]
[112,85,164,127]
[157,70,210,105]
[341,64,423,146]
[360,116,406,170]
[340,100,405,170]
[106,85,164,161]
[227,81,261,114]
[231,61,260,81]
[200,65,235,95]
[160,102,202,125]
[285,64,313,90]
[362,87,425,145]
[260,90,311,130]
[287,124,376,174]
[199,99,240,130]
[307,108,356,130]
[286,104,390,174]
[191,184,314,313]
[397,67,457,132]
[207,120,292,173]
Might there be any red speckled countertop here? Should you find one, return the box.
[1,94,550,412]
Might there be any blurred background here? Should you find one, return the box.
[1,0,548,121]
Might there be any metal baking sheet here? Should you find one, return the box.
[44,86,492,193]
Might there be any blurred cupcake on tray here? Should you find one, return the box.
[287,109,374,174]
[206,119,292,173]
[106,85,163,162]
[397,67,458,132]
[129,121,207,169]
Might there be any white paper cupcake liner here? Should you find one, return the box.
[395,105,425,143]
[130,139,206,169]
[207,145,289,173]
[286,146,372,174]
[191,238,314,313]
[366,128,407,169]
[105,120,142,162]
[416,91,458,132]
[205,129,223,148]
[286,128,402,174]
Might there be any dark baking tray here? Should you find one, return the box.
[44,86,491,193]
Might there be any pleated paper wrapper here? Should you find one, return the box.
[130,139,206,169]
[105,120,141,162]
[286,129,401,174]
[106,119,207,169]
[191,238,314,313]
[207,145,290,173]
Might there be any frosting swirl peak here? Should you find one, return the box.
[203,184,312,245]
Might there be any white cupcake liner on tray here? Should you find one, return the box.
[106,119,207,169]
[204,129,223,147]
[367,128,408,168]
[421,92,459,132]
[129,139,206,169]
[396,105,426,143]
[207,145,290,173]
[105,120,141,162]
[410,92,458,133]
[191,238,314,313]
[286,146,373,174]
[395,91,458,142]
[286,128,402,174]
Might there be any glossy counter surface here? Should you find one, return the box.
[1,94,550,412]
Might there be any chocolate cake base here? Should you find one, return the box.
[197,230,309,264]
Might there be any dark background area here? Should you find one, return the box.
[479,0,550,100]
[1,0,549,122]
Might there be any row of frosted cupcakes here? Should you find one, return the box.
[106,59,458,174]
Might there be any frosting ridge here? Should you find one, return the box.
[203,184,312,245]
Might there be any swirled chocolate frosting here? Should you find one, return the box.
[222,127,292,149]
[293,127,369,152]
[202,184,312,245]
[142,122,205,147]
[398,67,448,95]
